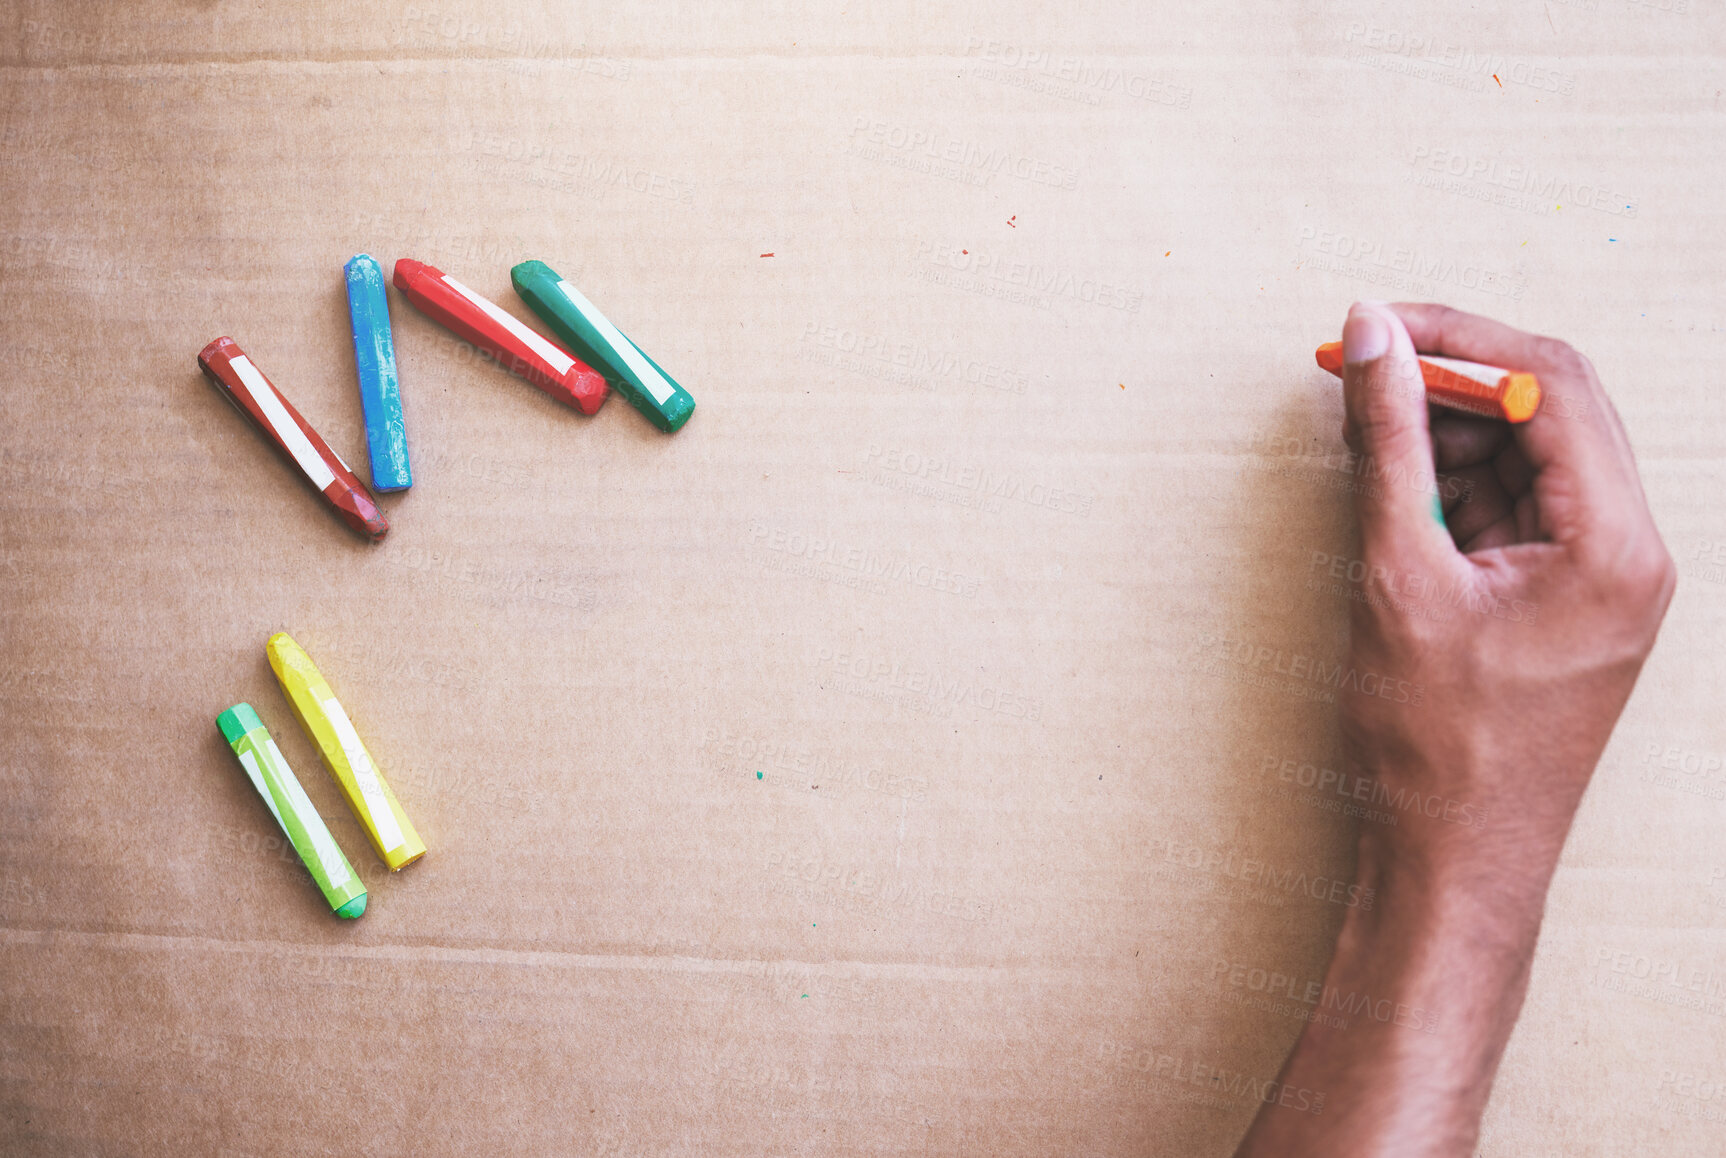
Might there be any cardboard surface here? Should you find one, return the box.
[2,3,1723,1154]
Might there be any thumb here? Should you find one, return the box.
[1340,302,1446,554]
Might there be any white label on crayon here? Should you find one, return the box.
[555,279,675,405]
[322,697,404,853]
[441,275,577,376]
[237,748,286,833]
[1422,355,1505,389]
[263,738,352,888]
[230,355,338,491]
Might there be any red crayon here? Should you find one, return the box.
[198,337,389,541]
[392,258,609,414]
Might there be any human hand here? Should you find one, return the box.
[1235,303,1674,1157]
[1336,300,1675,906]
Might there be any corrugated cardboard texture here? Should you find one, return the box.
[3,3,1723,1154]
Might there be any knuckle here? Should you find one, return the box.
[1350,407,1395,444]
[1644,545,1678,604]
[1350,579,1441,649]
[1432,303,1480,351]
[1353,410,1423,460]
[1431,303,1467,333]
[1615,539,1677,607]
[1532,336,1587,377]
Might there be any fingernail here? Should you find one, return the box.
[1343,309,1390,365]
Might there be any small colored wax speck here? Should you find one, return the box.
[1609,238,1617,242]
[1007,215,1017,227]
[756,770,763,779]
[1493,74,1502,86]
[962,249,968,254]
[760,252,774,257]
[1164,250,1171,256]
[1119,383,1125,390]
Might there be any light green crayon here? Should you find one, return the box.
[218,703,367,918]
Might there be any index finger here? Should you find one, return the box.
[1386,302,1647,548]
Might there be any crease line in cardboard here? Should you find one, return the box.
[0,50,1214,72]
[0,928,1089,982]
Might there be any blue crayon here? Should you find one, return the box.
[343,254,412,491]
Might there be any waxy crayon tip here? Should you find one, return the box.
[197,335,239,373]
[1315,341,1344,375]
[572,366,610,415]
[345,253,384,285]
[330,483,390,541]
[266,632,311,678]
[662,393,695,432]
[391,258,431,292]
[334,893,367,919]
[217,702,263,745]
[357,503,390,541]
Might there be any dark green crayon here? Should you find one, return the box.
[511,260,695,432]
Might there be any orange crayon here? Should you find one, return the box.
[1315,341,1542,423]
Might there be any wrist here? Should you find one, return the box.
[1349,825,1554,968]
[1235,820,1554,1157]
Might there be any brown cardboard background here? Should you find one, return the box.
[2,2,1723,1154]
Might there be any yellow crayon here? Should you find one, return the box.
[266,632,426,870]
